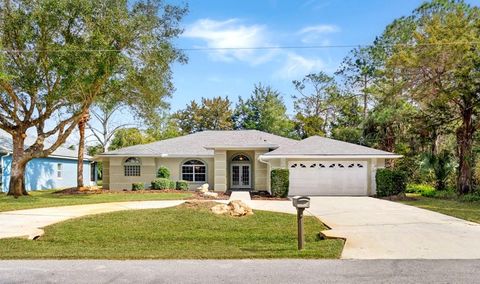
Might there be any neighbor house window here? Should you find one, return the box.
[124,157,141,177]
[181,160,206,182]
[57,163,63,179]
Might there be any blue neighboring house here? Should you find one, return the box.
[0,131,96,193]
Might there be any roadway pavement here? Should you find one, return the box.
[1,259,479,283]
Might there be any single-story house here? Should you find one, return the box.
[0,131,96,193]
[97,130,401,196]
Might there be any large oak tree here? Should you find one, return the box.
[0,0,186,196]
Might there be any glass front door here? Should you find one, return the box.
[231,164,251,189]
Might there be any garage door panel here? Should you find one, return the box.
[288,161,368,196]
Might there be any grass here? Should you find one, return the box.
[400,194,480,224]
[0,202,344,259]
[0,190,193,212]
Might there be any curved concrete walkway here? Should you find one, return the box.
[0,200,185,239]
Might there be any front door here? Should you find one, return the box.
[231,164,251,189]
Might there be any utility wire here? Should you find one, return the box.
[0,41,479,53]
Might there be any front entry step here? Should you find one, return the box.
[229,191,251,203]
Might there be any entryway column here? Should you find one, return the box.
[214,150,227,192]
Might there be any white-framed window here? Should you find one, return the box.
[181,160,206,182]
[57,163,63,179]
[124,157,141,177]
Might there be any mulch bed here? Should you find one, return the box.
[54,187,285,201]
[250,191,289,200]
[380,194,418,202]
[54,188,197,196]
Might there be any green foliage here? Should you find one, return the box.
[176,180,189,191]
[233,84,296,138]
[0,0,187,196]
[459,193,480,202]
[109,128,155,151]
[375,168,407,197]
[271,169,289,198]
[151,178,174,190]
[174,97,234,134]
[406,184,435,194]
[169,180,176,190]
[156,166,171,179]
[420,151,454,191]
[132,183,144,191]
[387,0,480,194]
[420,187,437,198]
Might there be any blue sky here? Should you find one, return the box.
[168,0,478,114]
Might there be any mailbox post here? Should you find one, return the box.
[292,196,310,250]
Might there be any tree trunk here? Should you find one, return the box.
[7,135,29,197]
[456,108,475,195]
[77,111,89,189]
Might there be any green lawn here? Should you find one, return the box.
[0,202,344,259]
[0,190,193,212]
[400,195,480,224]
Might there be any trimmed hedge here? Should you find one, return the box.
[169,180,176,190]
[132,182,144,191]
[156,166,171,179]
[176,180,189,191]
[376,168,407,197]
[151,178,173,190]
[271,169,289,197]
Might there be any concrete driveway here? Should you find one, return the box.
[252,197,480,259]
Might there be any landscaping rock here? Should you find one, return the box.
[196,183,209,193]
[229,200,253,217]
[210,200,253,217]
[203,192,218,198]
[211,204,230,215]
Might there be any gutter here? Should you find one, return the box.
[259,154,403,160]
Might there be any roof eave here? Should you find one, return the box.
[203,145,279,150]
[259,154,403,159]
[95,153,215,159]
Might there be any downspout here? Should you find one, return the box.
[258,155,273,193]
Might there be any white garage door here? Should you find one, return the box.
[288,161,368,196]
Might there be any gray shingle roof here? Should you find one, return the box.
[0,130,91,160]
[99,130,298,157]
[263,135,398,157]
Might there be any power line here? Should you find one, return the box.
[0,41,479,53]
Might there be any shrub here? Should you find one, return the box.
[176,180,189,191]
[132,182,144,191]
[169,180,176,190]
[151,178,172,190]
[406,184,434,194]
[432,189,457,199]
[420,187,436,198]
[271,169,289,197]
[156,166,171,179]
[459,192,480,202]
[376,168,407,197]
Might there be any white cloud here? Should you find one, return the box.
[183,18,276,65]
[274,53,326,80]
[297,24,339,44]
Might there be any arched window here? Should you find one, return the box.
[124,157,141,176]
[232,154,250,162]
[181,160,206,182]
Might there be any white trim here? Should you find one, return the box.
[204,145,278,150]
[259,154,403,159]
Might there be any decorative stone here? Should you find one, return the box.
[211,204,230,215]
[210,200,253,217]
[229,200,253,217]
[203,191,218,198]
[196,183,209,193]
